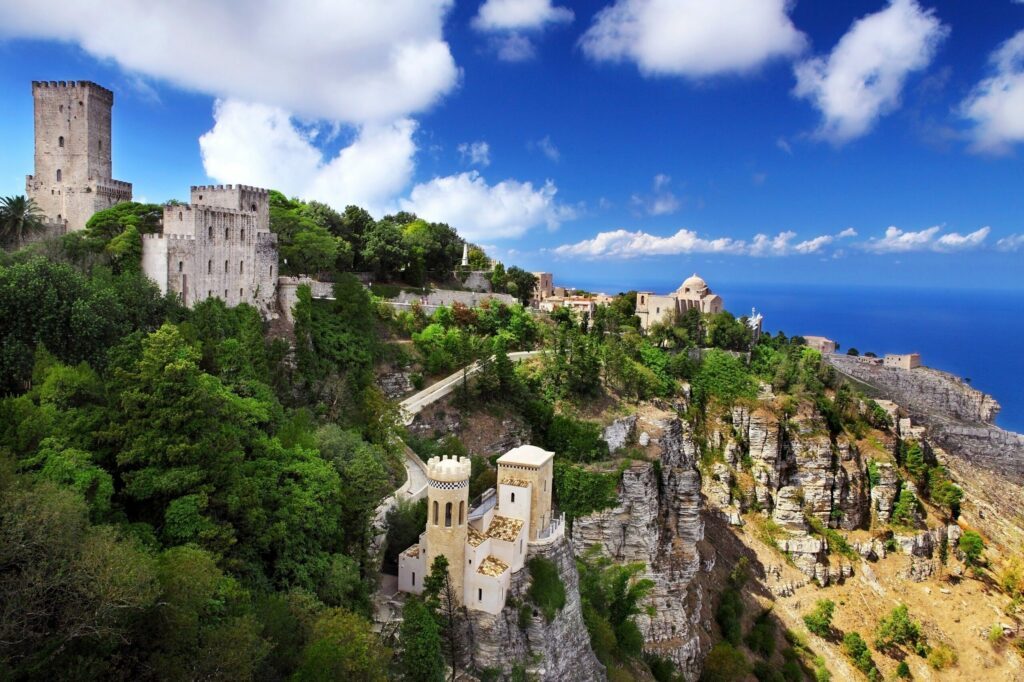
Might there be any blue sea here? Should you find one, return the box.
[573,279,1024,434]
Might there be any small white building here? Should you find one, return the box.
[398,445,563,615]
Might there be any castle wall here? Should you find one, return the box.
[498,460,553,541]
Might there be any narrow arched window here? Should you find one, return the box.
[58,136,64,147]
[207,260,212,274]
[240,228,245,240]
[445,502,452,527]
[224,228,229,240]
[478,588,483,601]
[459,501,465,525]
[178,212,183,221]
[239,288,243,298]
[239,261,244,274]
[56,169,62,182]
[208,226,213,239]
[511,492,515,503]
[178,261,183,273]
[224,260,229,273]
[433,501,439,525]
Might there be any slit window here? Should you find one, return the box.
[239,288,243,298]
[240,228,245,240]
[459,501,464,525]
[56,169,62,182]
[208,226,213,239]
[224,260,229,273]
[444,502,452,527]
[433,501,439,525]
[178,212,183,221]
[207,260,212,274]
[412,572,416,586]
[224,228,229,240]
[478,589,483,601]
[58,136,64,147]
[511,492,515,503]
[178,261,183,273]
[239,261,244,274]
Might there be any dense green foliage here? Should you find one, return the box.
[526,556,567,622]
[958,530,985,568]
[577,545,655,666]
[874,604,922,651]
[842,632,879,679]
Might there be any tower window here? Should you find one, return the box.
[208,226,213,239]
[433,501,439,525]
[239,288,243,298]
[445,502,452,527]
[58,136,64,147]
[240,228,245,240]
[251,203,257,211]
[224,289,228,298]
[178,212,183,221]
[59,105,63,113]
[224,228,229,240]
[207,260,212,274]
[224,260,229,273]
[56,169,61,182]
[178,261,183,273]
[239,261,244,274]
[459,501,464,525]
[98,140,102,151]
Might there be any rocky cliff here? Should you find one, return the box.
[575,409,714,679]
[465,534,605,681]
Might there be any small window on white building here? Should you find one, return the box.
[478,589,483,602]
[98,140,102,151]
[412,572,416,586]
[224,289,228,298]
[511,492,515,503]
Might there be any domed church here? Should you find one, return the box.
[635,273,723,331]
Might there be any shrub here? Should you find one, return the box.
[745,610,776,658]
[958,530,985,569]
[874,604,921,650]
[526,556,566,622]
[803,599,835,638]
[842,632,877,677]
[700,642,750,682]
[926,643,957,670]
[890,489,921,528]
[895,660,911,678]
[552,462,619,521]
[716,588,744,646]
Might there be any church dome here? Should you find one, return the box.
[679,273,708,294]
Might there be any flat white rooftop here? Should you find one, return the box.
[498,444,554,468]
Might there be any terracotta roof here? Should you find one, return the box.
[501,478,530,488]
[487,515,524,543]
[477,555,510,577]
[467,526,487,547]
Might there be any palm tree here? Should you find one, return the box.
[0,195,48,248]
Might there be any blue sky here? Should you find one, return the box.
[1,0,1022,292]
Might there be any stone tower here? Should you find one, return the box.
[25,81,132,231]
[425,455,471,601]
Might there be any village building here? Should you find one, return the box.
[884,353,921,370]
[398,445,564,615]
[25,80,132,232]
[531,272,555,304]
[141,184,278,311]
[804,335,838,354]
[635,273,724,331]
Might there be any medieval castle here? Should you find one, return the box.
[398,446,565,614]
[25,80,277,311]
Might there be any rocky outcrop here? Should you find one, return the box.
[467,534,605,681]
[573,411,710,680]
[601,415,637,453]
[869,462,899,524]
[744,408,784,509]
[832,437,870,530]
[377,371,414,400]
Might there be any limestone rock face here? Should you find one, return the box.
[467,535,605,681]
[787,426,835,526]
[746,409,783,509]
[833,437,870,530]
[573,412,710,680]
[870,462,899,524]
[602,415,637,453]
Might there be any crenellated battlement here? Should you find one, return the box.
[163,203,261,217]
[427,455,472,482]
[190,184,270,195]
[32,80,113,101]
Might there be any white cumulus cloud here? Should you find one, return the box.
[458,141,492,167]
[552,226,857,259]
[863,225,991,253]
[961,30,1024,154]
[793,0,948,143]
[473,0,573,31]
[0,0,459,124]
[400,171,576,241]
[199,100,416,217]
[579,0,806,78]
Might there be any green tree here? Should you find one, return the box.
[399,598,445,682]
[958,530,985,569]
[0,194,47,247]
[361,219,407,279]
[874,604,921,650]
[293,608,390,681]
[891,489,921,528]
[281,222,342,275]
[700,642,750,682]
[423,555,465,681]
[803,599,835,638]
[504,266,538,305]
[527,556,567,622]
